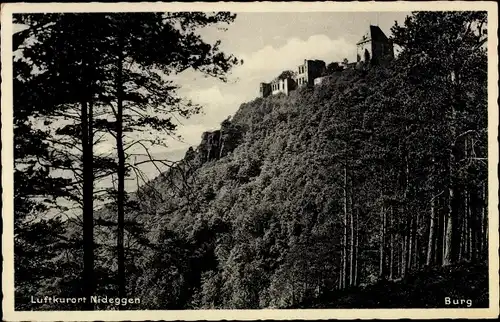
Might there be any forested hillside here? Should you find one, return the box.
[100,11,487,309]
[14,11,489,310]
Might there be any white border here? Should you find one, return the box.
[1,1,499,320]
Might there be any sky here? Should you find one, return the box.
[168,12,410,161]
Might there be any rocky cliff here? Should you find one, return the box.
[185,118,246,166]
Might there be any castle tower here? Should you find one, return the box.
[356,25,394,64]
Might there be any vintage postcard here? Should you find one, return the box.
[1,1,499,320]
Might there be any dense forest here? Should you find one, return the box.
[13,11,489,310]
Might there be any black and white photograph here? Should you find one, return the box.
[1,1,499,320]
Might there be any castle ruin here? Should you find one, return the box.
[259,59,326,98]
[356,25,394,64]
[259,82,272,98]
[258,25,393,98]
[296,59,326,87]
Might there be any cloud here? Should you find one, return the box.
[190,85,246,113]
[175,123,212,146]
[189,85,230,106]
[178,86,247,145]
[233,34,357,82]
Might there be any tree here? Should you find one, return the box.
[14,13,121,308]
[325,62,343,75]
[277,70,296,80]
[98,12,241,300]
[12,25,82,309]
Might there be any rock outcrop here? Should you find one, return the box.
[200,129,223,162]
[186,118,245,166]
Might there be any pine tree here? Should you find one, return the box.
[13,24,79,309]
[14,13,119,308]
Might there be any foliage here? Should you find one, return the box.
[324,62,344,75]
[277,70,296,80]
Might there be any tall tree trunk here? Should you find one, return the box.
[481,182,487,259]
[443,209,453,266]
[441,207,447,265]
[401,148,410,277]
[379,204,386,277]
[458,205,465,262]
[354,208,359,286]
[339,243,344,289]
[349,187,354,287]
[435,197,443,266]
[338,247,343,289]
[401,230,407,278]
[467,194,473,261]
[443,106,456,267]
[407,217,413,273]
[389,206,394,280]
[464,189,470,261]
[341,164,348,289]
[467,190,473,261]
[413,216,419,270]
[81,98,94,310]
[116,37,126,300]
[444,69,461,267]
[426,194,436,266]
[481,183,489,259]
[412,214,419,270]
[471,189,478,262]
[464,140,473,262]
[478,207,484,260]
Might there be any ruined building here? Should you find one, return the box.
[258,25,392,98]
[259,59,325,98]
[259,75,298,98]
[296,59,326,87]
[271,77,297,96]
[356,25,394,64]
[259,82,272,98]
